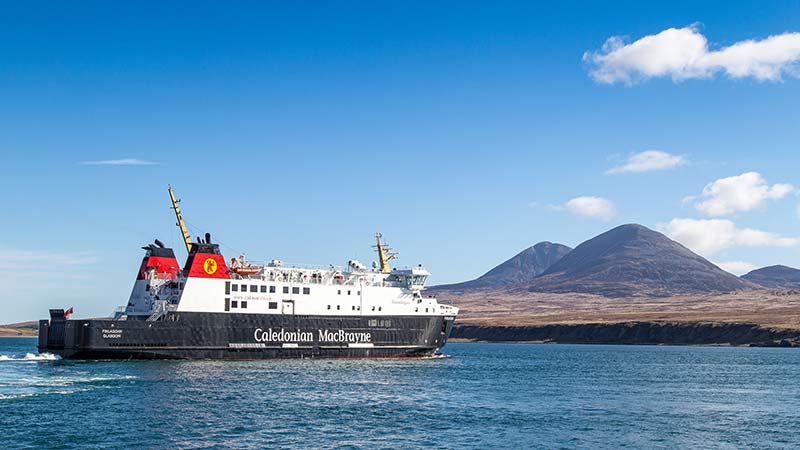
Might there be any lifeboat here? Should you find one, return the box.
[231,266,262,276]
[230,256,262,276]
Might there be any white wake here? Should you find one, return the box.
[0,353,60,362]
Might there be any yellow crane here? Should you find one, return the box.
[168,185,193,254]
[374,233,398,274]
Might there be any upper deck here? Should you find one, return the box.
[228,257,432,292]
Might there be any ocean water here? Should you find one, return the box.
[2,339,800,449]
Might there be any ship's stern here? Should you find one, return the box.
[38,309,71,358]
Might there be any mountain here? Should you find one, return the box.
[742,265,800,289]
[430,241,572,291]
[528,224,759,297]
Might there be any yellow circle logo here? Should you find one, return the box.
[203,258,217,275]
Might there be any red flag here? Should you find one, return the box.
[63,307,74,318]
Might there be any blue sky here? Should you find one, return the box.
[2,1,800,322]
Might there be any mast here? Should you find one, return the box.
[374,233,397,274]
[168,185,193,254]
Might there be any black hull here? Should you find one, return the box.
[38,311,456,360]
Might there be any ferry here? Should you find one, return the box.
[37,187,459,359]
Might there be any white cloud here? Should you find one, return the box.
[81,159,159,166]
[657,218,800,256]
[716,261,758,276]
[694,172,793,216]
[584,25,800,84]
[0,247,98,298]
[0,247,101,324]
[0,247,97,271]
[606,150,686,174]
[564,196,616,221]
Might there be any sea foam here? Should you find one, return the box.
[0,353,60,362]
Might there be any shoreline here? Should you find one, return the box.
[451,321,800,347]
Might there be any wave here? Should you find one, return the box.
[423,353,451,359]
[0,353,61,362]
[5,374,137,388]
[0,389,89,401]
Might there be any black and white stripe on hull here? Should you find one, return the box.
[38,311,456,360]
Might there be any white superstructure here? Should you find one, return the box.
[123,235,458,321]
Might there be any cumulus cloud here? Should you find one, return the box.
[716,261,758,276]
[606,150,686,174]
[584,25,800,84]
[564,196,616,221]
[657,218,800,256]
[81,159,159,166]
[693,172,793,216]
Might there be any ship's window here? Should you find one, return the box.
[241,301,248,309]
[303,287,310,295]
[241,284,247,291]
[372,306,375,311]
[357,291,361,295]
[347,290,351,295]
[337,290,341,295]
[425,308,428,313]
[232,300,238,308]
[225,298,230,312]
[357,306,361,311]
[232,284,238,292]
[292,287,300,294]
[269,302,278,309]
[250,285,257,293]
[337,305,340,310]
[270,286,276,293]
[260,285,267,293]
[378,307,382,311]
[352,306,355,311]
[283,286,289,294]
[225,281,231,295]
[145,284,150,291]
[327,305,331,310]
[415,308,418,312]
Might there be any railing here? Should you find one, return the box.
[235,260,345,272]
[146,301,170,322]
[112,306,126,320]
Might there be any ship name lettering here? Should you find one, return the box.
[101,329,122,339]
[252,328,372,344]
[318,329,371,343]
[253,328,313,343]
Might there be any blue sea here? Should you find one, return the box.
[2,338,800,449]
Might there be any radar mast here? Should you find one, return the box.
[168,185,193,254]
[374,233,398,274]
